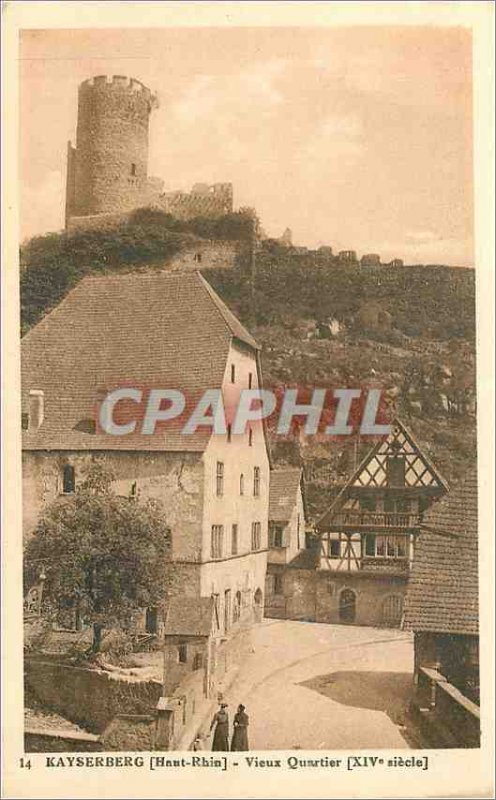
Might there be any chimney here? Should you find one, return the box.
[28,390,44,430]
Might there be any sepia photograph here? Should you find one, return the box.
[2,2,495,798]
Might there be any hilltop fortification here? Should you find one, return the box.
[65,75,233,230]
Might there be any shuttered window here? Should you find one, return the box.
[216,462,224,496]
[211,525,223,559]
[251,522,261,551]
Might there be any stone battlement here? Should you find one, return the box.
[80,75,158,108]
[157,183,233,220]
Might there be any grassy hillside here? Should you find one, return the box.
[20,209,253,334]
[205,253,476,517]
[20,213,476,519]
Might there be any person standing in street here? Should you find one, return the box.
[230,704,249,751]
[209,703,229,751]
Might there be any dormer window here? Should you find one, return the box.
[62,465,75,494]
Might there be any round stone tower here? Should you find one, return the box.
[66,75,158,220]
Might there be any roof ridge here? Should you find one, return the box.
[197,272,259,351]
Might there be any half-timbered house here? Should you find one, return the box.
[315,419,449,627]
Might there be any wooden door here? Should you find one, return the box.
[339,589,356,623]
[381,594,403,627]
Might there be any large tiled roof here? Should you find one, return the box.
[403,471,478,635]
[21,270,258,452]
[163,597,214,637]
[269,467,302,522]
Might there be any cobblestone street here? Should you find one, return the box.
[210,621,415,750]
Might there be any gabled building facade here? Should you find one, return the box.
[315,420,449,627]
[22,270,270,639]
[264,468,313,619]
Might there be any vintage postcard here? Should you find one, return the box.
[2,1,494,798]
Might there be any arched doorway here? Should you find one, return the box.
[339,589,356,624]
[253,588,263,623]
[381,595,403,627]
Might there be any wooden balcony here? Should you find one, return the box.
[321,556,410,576]
[328,510,421,532]
[360,556,409,575]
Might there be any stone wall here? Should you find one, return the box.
[157,183,233,221]
[265,565,317,621]
[266,568,408,627]
[164,241,240,272]
[163,636,209,696]
[66,211,132,232]
[25,729,102,752]
[100,714,157,751]
[22,450,204,573]
[316,572,407,627]
[25,658,163,734]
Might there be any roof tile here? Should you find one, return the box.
[21,270,258,452]
[403,471,478,635]
[269,467,302,522]
[164,597,214,636]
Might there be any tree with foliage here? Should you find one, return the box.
[24,463,173,653]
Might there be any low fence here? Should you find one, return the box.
[416,666,480,748]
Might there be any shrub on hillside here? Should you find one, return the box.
[20,209,256,332]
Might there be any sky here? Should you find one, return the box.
[20,27,473,265]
